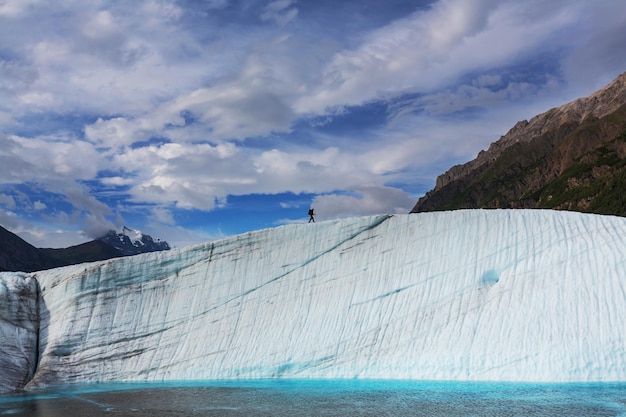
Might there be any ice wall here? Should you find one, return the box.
[0,273,39,392]
[2,210,626,391]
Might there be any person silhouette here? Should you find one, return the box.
[308,208,315,223]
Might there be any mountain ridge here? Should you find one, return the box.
[0,225,63,272]
[0,226,169,272]
[412,71,626,214]
[98,226,171,256]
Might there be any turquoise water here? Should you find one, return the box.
[1,380,625,416]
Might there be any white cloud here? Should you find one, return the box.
[83,52,299,147]
[62,184,116,238]
[0,209,19,229]
[251,146,388,195]
[311,186,415,219]
[0,133,117,240]
[101,133,427,215]
[0,1,249,121]
[295,0,584,114]
[407,80,556,116]
[150,206,175,225]
[110,142,249,209]
[261,0,298,25]
[167,83,295,140]
[100,176,135,187]
[0,135,103,183]
[33,201,46,211]
[0,194,16,209]
[85,117,151,148]
[0,60,38,100]
[0,208,90,248]
[0,0,41,17]
[141,0,184,23]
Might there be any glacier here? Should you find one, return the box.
[1,210,626,393]
[0,273,39,393]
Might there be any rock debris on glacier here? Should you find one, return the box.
[1,210,626,392]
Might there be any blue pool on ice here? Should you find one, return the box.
[1,380,625,416]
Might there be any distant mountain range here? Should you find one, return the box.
[412,71,626,216]
[0,226,170,273]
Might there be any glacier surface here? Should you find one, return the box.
[1,210,626,392]
[0,273,39,393]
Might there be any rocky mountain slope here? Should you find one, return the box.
[0,225,63,272]
[98,226,171,255]
[412,71,626,214]
[40,241,124,266]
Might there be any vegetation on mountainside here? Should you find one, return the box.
[40,241,123,266]
[412,102,626,217]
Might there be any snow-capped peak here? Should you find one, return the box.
[122,226,145,246]
[98,226,170,256]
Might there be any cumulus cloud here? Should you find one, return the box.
[165,82,296,140]
[0,194,16,209]
[2,1,244,120]
[94,127,429,219]
[33,201,46,211]
[312,186,415,219]
[0,204,91,248]
[85,117,152,148]
[0,132,117,240]
[150,206,176,225]
[0,135,102,182]
[106,143,363,209]
[109,142,246,209]
[83,53,299,147]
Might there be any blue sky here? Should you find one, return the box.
[1,0,625,248]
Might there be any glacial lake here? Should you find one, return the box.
[1,380,625,416]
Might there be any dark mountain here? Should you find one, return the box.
[0,225,63,272]
[41,241,123,266]
[98,226,171,256]
[412,71,626,216]
[0,225,169,273]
